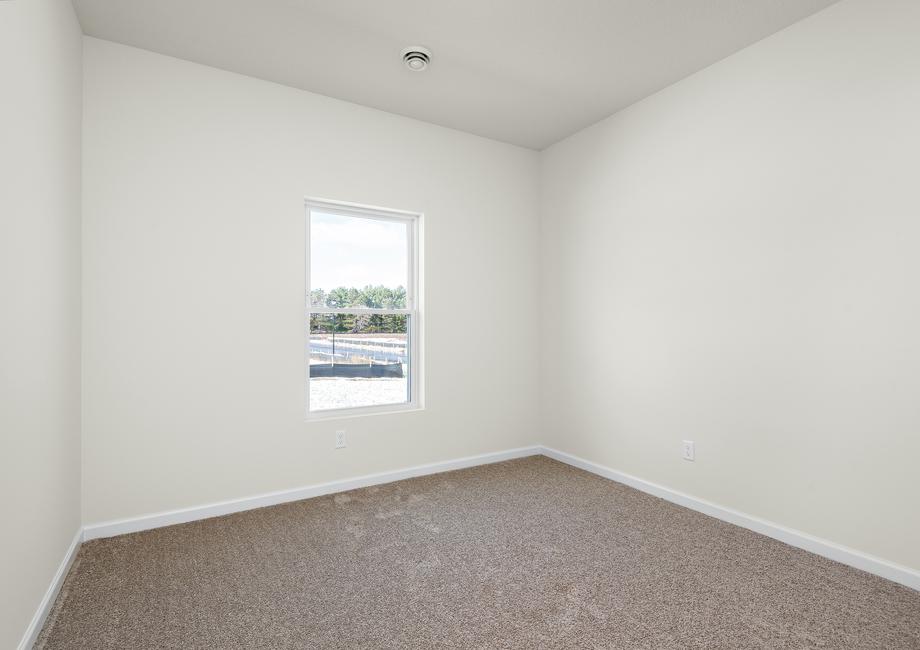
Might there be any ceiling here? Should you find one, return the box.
[73,0,840,150]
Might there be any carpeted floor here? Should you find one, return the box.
[37,456,920,649]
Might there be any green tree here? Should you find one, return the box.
[310,285,408,333]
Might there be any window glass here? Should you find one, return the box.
[307,205,418,415]
[310,211,408,303]
[309,314,409,411]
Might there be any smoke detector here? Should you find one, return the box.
[401,46,431,72]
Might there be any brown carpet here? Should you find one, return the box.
[37,456,920,649]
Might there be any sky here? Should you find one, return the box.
[310,211,408,291]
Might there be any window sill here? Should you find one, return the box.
[304,404,424,423]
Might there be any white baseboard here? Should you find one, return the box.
[83,445,541,541]
[17,528,83,650]
[540,445,920,592]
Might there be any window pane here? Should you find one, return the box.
[310,211,408,306]
[308,313,409,411]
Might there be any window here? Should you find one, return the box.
[305,199,421,417]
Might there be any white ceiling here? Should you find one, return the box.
[73,0,840,150]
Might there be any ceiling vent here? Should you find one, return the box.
[401,46,431,72]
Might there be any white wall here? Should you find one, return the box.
[82,38,540,525]
[0,0,83,647]
[541,0,920,572]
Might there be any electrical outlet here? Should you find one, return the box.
[335,430,346,449]
[682,440,695,461]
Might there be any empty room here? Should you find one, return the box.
[3,0,919,648]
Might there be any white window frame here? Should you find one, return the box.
[304,197,423,420]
